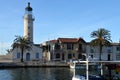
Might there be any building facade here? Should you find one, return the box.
[43,38,120,62]
[86,43,120,61]
[43,38,86,62]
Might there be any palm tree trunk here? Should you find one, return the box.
[99,45,102,61]
[21,48,24,62]
[99,45,103,76]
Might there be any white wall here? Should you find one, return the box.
[86,45,117,61]
[12,45,42,62]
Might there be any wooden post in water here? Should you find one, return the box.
[86,58,89,80]
[101,63,103,76]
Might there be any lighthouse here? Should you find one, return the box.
[12,2,42,62]
[24,2,35,43]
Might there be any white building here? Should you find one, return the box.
[86,43,120,61]
[12,2,42,62]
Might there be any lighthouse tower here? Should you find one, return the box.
[24,2,34,43]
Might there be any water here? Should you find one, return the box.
[0,67,117,80]
[0,68,73,80]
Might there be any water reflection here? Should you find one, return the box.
[0,68,73,80]
[0,70,12,80]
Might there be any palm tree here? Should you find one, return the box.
[90,28,112,60]
[12,36,32,62]
[6,49,11,54]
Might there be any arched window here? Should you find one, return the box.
[36,53,39,59]
[54,43,60,50]
[17,53,20,59]
[90,49,94,53]
[108,54,111,61]
[56,53,60,58]
[78,44,82,51]
[68,53,72,59]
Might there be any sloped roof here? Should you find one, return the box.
[58,38,86,43]
[49,40,57,43]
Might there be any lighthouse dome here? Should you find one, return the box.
[25,2,32,11]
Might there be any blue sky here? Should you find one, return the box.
[0,0,120,54]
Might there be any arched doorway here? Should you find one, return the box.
[55,53,60,61]
[56,53,60,58]
[26,53,30,61]
[108,54,110,61]
[68,53,72,59]
[62,53,64,60]
[78,53,82,59]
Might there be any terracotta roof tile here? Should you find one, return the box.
[58,38,86,43]
[49,40,57,43]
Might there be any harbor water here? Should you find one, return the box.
[0,68,73,80]
[0,67,119,80]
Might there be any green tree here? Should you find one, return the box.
[12,36,32,62]
[6,49,11,54]
[90,28,112,60]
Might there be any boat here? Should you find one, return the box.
[71,68,86,80]
[69,60,96,69]
[72,74,106,80]
[71,58,104,80]
[70,62,86,69]
[70,60,85,69]
[72,75,85,80]
[71,60,120,80]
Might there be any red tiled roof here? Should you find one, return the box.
[49,40,57,43]
[58,38,86,43]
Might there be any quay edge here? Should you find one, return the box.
[0,62,69,68]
